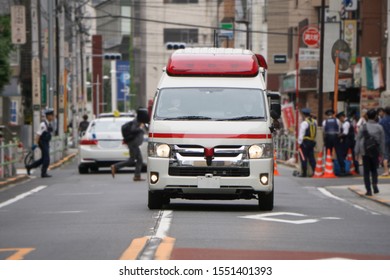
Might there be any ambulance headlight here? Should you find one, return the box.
[148,142,171,158]
[248,144,273,159]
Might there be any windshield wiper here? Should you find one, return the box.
[160,116,213,120]
[223,116,265,121]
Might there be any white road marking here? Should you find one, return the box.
[0,185,47,209]
[139,210,174,260]
[318,187,346,202]
[318,187,380,215]
[239,212,320,224]
[155,210,173,239]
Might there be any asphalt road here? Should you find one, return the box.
[0,159,389,260]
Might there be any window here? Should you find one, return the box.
[155,88,266,121]
[164,28,198,43]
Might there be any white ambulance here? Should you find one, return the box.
[147,48,280,210]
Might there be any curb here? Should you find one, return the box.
[348,186,390,208]
[48,152,77,170]
[0,152,77,189]
[0,174,29,188]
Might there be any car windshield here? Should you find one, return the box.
[89,119,129,133]
[154,88,266,121]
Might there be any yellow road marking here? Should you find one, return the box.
[119,237,149,260]
[155,237,176,260]
[0,248,35,260]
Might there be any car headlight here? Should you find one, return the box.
[148,142,171,158]
[248,143,273,159]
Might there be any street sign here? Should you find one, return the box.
[273,54,287,64]
[302,27,320,48]
[299,48,320,61]
[32,57,41,107]
[11,6,26,44]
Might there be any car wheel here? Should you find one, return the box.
[78,166,89,174]
[148,191,164,210]
[258,187,274,211]
[90,166,99,173]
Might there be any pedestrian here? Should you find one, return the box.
[322,109,340,154]
[111,109,148,181]
[354,109,385,196]
[26,108,55,178]
[356,108,368,132]
[379,106,390,176]
[336,111,357,175]
[297,108,317,177]
[78,114,90,137]
[377,107,385,122]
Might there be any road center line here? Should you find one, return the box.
[0,185,47,209]
[155,210,173,239]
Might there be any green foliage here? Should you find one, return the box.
[0,15,12,94]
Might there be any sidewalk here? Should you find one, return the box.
[277,159,390,208]
[348,182,390,208]
[0,149,77,188]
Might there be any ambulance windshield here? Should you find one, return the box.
[154,88,266,121]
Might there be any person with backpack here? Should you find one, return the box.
[78,114,90,137]
[354,109,385,196]
[111,109,149,181]
[297,108,317,177]
[26,108,55,178]
[336,111,358,175]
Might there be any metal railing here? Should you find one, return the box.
[274,132,296,162]
[0,134,69,180]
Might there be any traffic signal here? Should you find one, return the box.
[103,53,122,60]
[165,42,186,50]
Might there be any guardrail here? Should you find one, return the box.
[0,134,69,180]
[0,139,19,179]
[274,133,296,162]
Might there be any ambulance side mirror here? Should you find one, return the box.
[267,91,281,119]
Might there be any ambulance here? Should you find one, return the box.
[147,48,281,210]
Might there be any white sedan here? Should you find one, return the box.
[78,116,148,174]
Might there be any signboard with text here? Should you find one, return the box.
[116,61,130,101]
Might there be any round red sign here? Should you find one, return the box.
[302,27,320,47]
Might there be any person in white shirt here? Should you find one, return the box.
[26,109,54,177]
[298,108,317,177]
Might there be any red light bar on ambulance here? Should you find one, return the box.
[166,53,259,77]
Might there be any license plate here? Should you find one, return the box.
[197,175,220,189]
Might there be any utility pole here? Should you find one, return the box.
[31,0,41,145]
[387,0,390,91]
[48,0,55,108]
[71,0,78,147]
[318,0,325,125]
[58,0,65,137]
[111,60,117,112]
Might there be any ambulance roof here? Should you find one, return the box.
[166,48,260,77]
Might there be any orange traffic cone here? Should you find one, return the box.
[322,149,337,178]
[312,151,324,178]
[274,150,280,176]
[347,148,358,175]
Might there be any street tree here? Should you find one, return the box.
[0,15,12,93]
